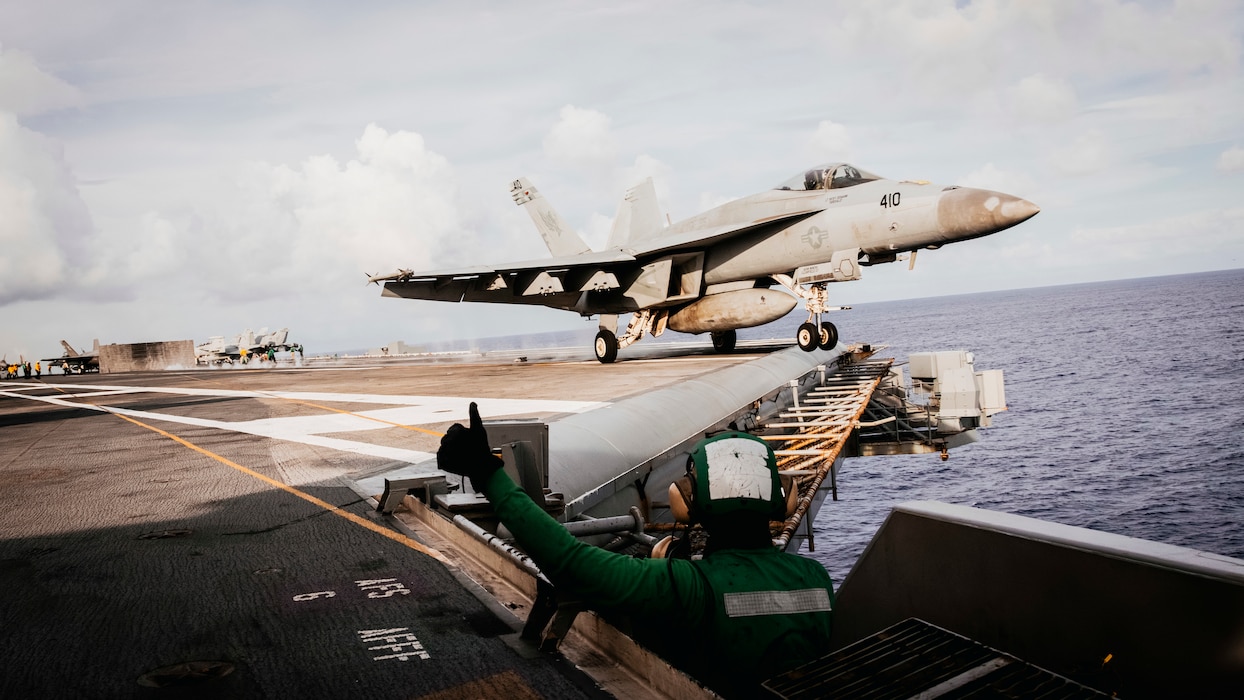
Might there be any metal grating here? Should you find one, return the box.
[762,618,1109,699]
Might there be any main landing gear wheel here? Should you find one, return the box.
[797,322,819,352]
[594,329,619,364]
[819,321,838,349]
[711,330,737,353]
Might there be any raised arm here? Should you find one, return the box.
[438,403,709,619]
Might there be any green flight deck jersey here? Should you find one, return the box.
[479,469,835,698]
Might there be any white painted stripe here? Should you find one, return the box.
[27,382,606,414]
[232,398,601,436]
[0,390,111,412]
[0,383,44,392]
[1,389,434,464]
[3,386,609,466]
[60,389,151,398]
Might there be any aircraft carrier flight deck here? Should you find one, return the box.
[6,337,1240,698]
[0,340,792,699]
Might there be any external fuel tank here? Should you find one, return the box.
[667,288,797,334]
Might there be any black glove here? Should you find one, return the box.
[437,402,503,488]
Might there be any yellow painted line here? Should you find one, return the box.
[28,380,449,562]
[109,410,449,565]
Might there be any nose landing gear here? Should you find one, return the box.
[797,320,838,351]
[819,321,838,349]
[797,322,819,351]
[784,281,841,352]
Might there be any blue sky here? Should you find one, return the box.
[1,1,1242,357]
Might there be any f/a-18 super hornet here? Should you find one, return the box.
[195,328,295,365]
[373,163,1039,363]
[44,339,101,373]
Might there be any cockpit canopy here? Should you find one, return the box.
[775,163,881,191]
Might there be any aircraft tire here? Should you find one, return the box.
[711,330,737,353]
[796,322,819,352]
[594,330,619,364]
[819,321,838,349]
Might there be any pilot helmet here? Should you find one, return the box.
[803,168,825,190]
[668,432,788,522]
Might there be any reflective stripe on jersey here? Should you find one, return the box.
[723,588,833,618]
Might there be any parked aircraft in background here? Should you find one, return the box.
[44,340,101,373]
[373,163,1039,362]
[3,354,27,379]
[195,328,297,365]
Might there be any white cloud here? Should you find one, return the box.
[543,105,617,167]
[216,124,463,294]
[3,1,1242,355]
[619,154,672,191]
[1068,208,1244,262]
[1218,146,1244,173]
[809,121,853,162]
[0,44,81,116]
[1053,130,1111,175]
[0,48,93,306]
[70,124,471,305]
[80,211,186,288]
[1006,73,1077,122]
[957,162,1038,198]
[583,211,614,251]
[0,112,92,305]
[818,1,1241,126]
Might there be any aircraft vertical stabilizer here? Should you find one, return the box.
[606,177,665,248]
[511,178,592,256]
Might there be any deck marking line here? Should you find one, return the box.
[177,372,447,436]
[2,386,447,564]
[1,389,436,464]
[278,397,445,437]
[109,412,450,564]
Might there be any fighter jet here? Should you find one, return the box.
[375,163,1039,362]
[195,328,293,365]
[45,339,101,373]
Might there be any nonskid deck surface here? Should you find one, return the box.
[0,345,783,698]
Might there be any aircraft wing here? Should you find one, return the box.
[380,208,822,311]
[625,210,821,257]
[380,251,638,309]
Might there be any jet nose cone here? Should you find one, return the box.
[937,187,1040,242]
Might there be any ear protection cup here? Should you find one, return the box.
[668,476,696,524]
[779,473,799,519]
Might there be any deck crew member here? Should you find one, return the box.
[438,403,834,698]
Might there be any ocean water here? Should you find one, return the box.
[447,269,1244,582]
[762,269,1244,582]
